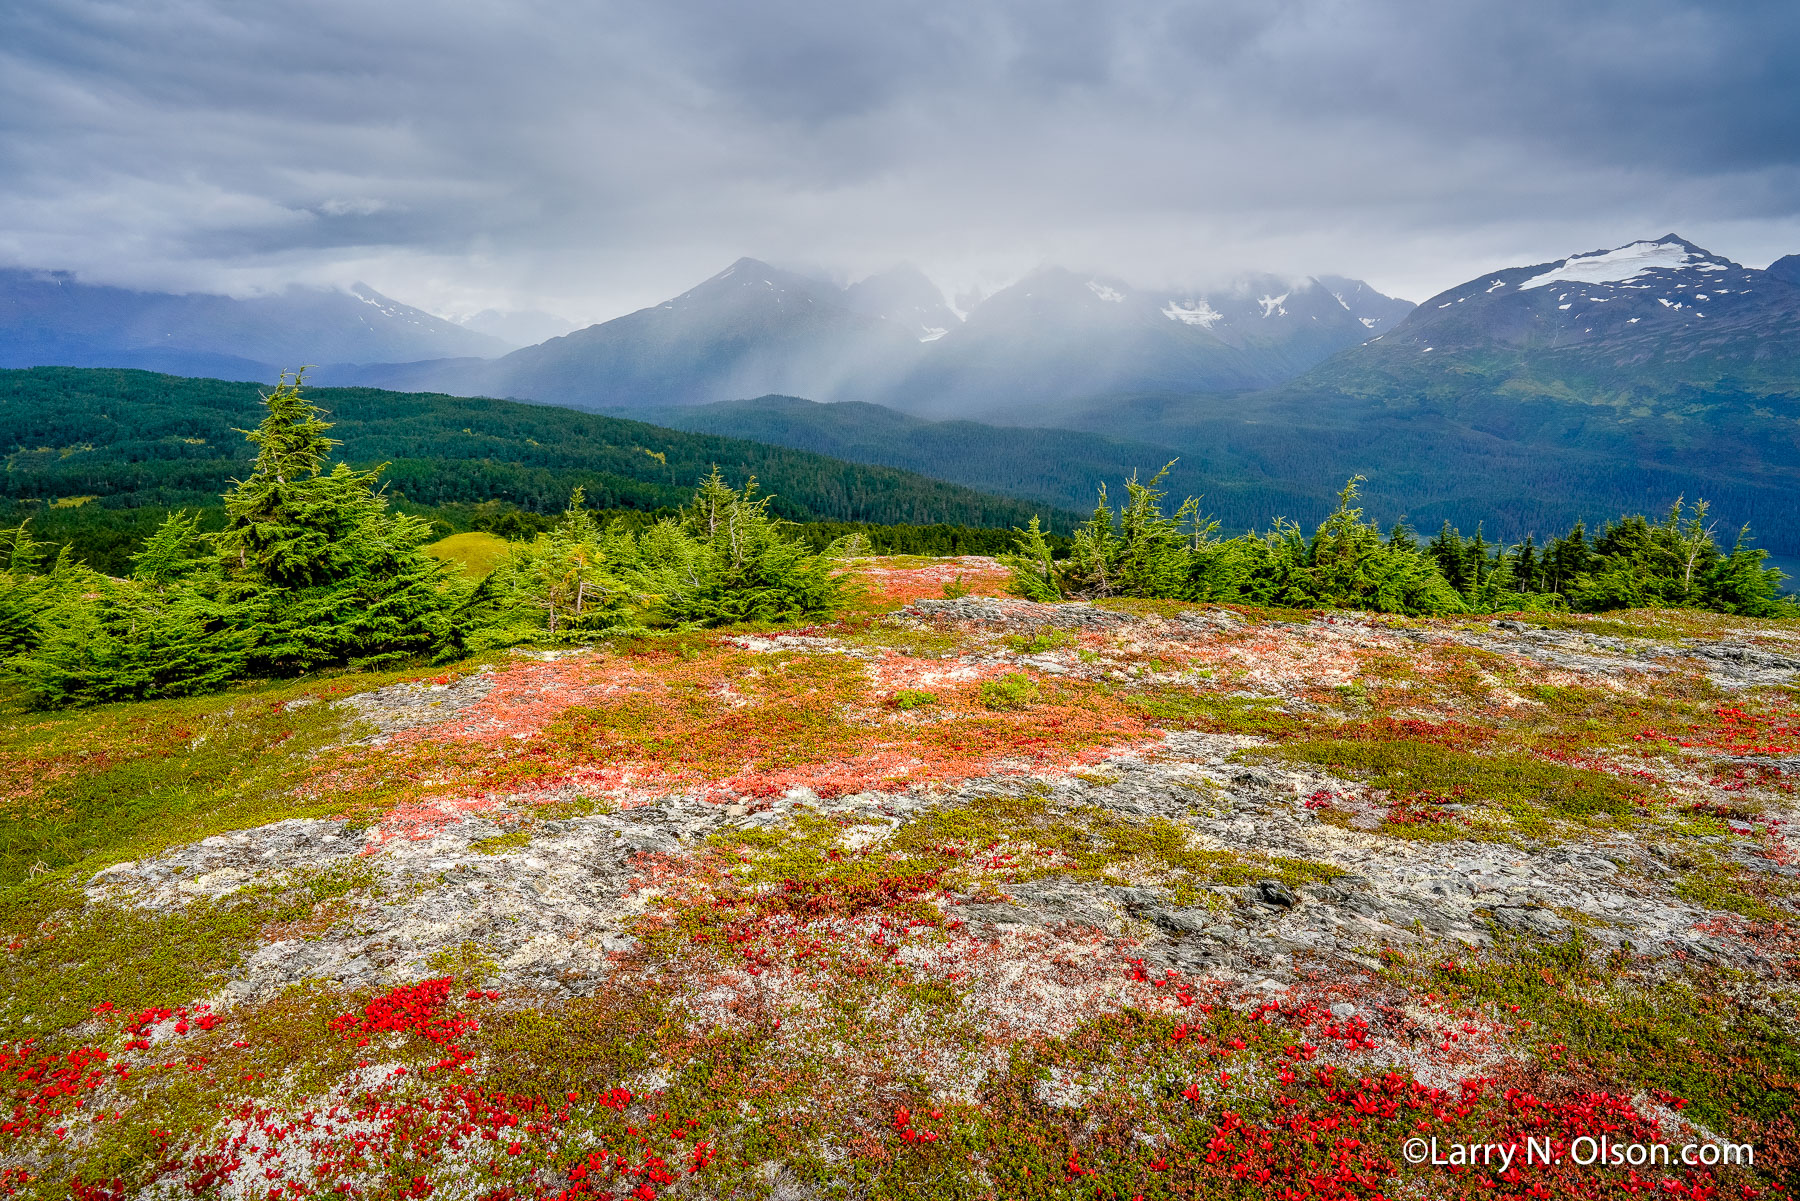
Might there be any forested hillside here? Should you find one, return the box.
[0,367,1072,570]
[628,395,1219,517]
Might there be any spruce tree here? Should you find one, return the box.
[0,523,52,658]
[1000,516,1062,601]
[1511,535,1541,593]
[11,576,254,709]
[637,468,845,626]
[1703,527,1790,616]
[492,487,636,637]
[215,371,456,672]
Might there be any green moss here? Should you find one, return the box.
[1247,737,1649,841]
[1118,688,1307,737]
[471,827,534,854]
[1671,849,1793,921]
[835,617,966,659]
[891,793,1342,902]
[0,662,458,892]
[474,987,670,1099]
[1518,609,1779,642]
[978,672,1040,711]
[1003,629,1079,654]
[1092,598,1318,624]
[427,940,500,983]
[891,689,938,711]
[0,874,356,1037]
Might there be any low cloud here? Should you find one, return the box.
[2,0,1796,319]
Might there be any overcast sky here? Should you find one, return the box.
[3,0,1797,324]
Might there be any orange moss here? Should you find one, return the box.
[314,640,1162,834]
[843,556,1012,609]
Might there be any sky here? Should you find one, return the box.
[3,0,1798,325]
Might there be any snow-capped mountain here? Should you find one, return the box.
[882,268,1268,420]
[1222,233,1800,560]
[873,268,1411,419]
[1153,273,1411,344]
[0,270,510,380]
[1358,235,1800,368]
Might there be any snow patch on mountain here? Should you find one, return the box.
[1162,299,1224,328]
[1520,241,1716,291]
[1258,294,1289,318]
[1086,281,1126,303]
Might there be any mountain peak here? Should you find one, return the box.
[1516,236,1735,292]
[712,257,784,283]
[845,265,959,341]
[1767,253,1800,287]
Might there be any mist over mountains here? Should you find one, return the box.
[325,257,1414,421]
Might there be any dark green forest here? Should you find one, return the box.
[0,367,1073,572]
[0,379,916,708]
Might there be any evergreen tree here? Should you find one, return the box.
[0,523,64,659]
[1000,516,1062,601]
[11,574,253,709]
[1510,534,1541,593]
[490,487,637,638]
[1427,522,1471,595]
[131,510,209,587]
[1052,465,1195,600]
[1010,474,1465,616]
[1702,527,1789,616]
[1270,479,1466,615]
[1543,521,1591,595]
[215,372,457,672]
[637,468,846,626]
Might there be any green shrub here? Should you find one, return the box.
[890,689,938,710]
[979,672,1040,710]
[636,468,846,626]
[487,469,849,639]
[1004,629,1078,653]
[7,372,471,705]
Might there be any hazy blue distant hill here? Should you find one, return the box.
[326,258,924,409]
[0,271,510,379]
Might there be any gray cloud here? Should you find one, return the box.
[1,0,1796,321]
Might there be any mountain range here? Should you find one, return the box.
[4,234,1798,566]
[316,259,1414,419]
[1312,236,1800,394]
[625,236,1800,567]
